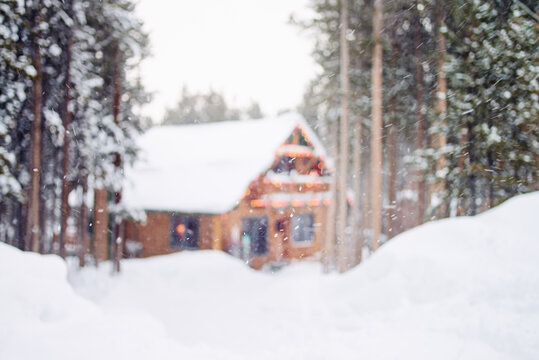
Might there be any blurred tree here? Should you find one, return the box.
[163,87,245,124]
[0,0,149,271]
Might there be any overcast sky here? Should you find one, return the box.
[135,0,318,123]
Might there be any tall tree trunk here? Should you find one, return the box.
[78,176,90,267]
[457,127,467,216]
[17,203,25,250]
[92,186,109,262]
[350,118,362,265]
[414,4,425,226]
[370,0,383,252]
[59,15,73,259]
[360,166,370,261]
[432,0,448,218]
[487,149,494,207]
[111,50,123,273]
[337,0,350,273]
[25,10,43,253]
[323,117,338,273]
[386,15,398,241]
[467,122,476,216]
[38,153,46,253]
[350,13,363,266]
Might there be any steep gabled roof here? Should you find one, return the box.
[123,112,328,214]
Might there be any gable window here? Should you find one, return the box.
[273,156,294,174]
[291,213,314,243]
[170,215,199,249]
[241,216,268,256]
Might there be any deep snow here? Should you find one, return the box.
[1,192,538,359]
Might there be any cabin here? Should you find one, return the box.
[122,113,332,269]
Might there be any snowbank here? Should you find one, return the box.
[0,244,222,360]
[331,191,539,359]
[1,192,538,359]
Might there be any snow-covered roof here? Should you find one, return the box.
[123,113,328,214]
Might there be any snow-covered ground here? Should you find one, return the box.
[1,192,538,360]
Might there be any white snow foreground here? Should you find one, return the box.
[1,192,538,360]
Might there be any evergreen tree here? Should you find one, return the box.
[444,0,538,215]
[0,0,149,269]
[0,0,33,247]
[163,87,245,125]
[0,0,31,201]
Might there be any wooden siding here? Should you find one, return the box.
[93,187,109,262]
[134,212,171,257]
[124,196,328,270]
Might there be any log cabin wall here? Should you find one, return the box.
[123,176,330,269]
[221,176,329,269]
[125,212,221,258]
[198,214,215,250]
[131,212,171,257]
[93,187,109,262]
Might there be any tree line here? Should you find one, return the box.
[296,0,538,272]
[162,86,264,125]
[0,0,148,269]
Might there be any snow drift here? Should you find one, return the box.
[1,192,538,360]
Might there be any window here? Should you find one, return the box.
[273,156,294,174]
[241,217,268,256]
[291,214,314,243]
[170,215,199,249]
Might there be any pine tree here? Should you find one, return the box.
[0,1,31,201]
[83,0,149,270]
[0,0,33,247]
[0,0,148,268]
[444,0,538,215]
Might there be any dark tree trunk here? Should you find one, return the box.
[467,122,476,216]
[78,176,90,267]
[432,0,448,218]
[92,187,109,263]
[59,13,73,259]
[111,49,123,273]
[25,10,44,253]
[488,150,494,207]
